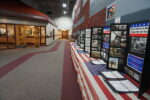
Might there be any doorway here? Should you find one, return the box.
[0,24,16,49]
[62,30,68,38]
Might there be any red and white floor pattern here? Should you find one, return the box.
[70,42,150,100]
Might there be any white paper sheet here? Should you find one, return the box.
[109,80,139,92]
[101,71,124,79]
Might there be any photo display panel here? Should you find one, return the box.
[80,30,85,49]
[125,22,150,81]
[91,27,102,58]
[77,31,81,46]
[85,29,91,53]
[108,24,128,70]
[101,26,111,62]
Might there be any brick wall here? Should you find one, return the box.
[73,0,106,32]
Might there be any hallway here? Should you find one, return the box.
[0,40,82,100]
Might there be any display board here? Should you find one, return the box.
[108,24,128,71]
[77,31,81,46]
[125,22,150,81]
[80,30,85,49]
[101,26,111,62]
[125,21,150,97]
[90,27,102,58]
[85,29,91,53]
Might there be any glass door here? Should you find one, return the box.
[35,26,40,47]
[40,26,46,46]
[7,24,16,48]
[15,25,26,47]
[0,24,7,49]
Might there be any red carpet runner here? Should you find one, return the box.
[61,42,82,100]
[0,41,61,78]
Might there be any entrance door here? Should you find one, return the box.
[35,26,40,47]
[7,24,16,48]
[0,24,7,49]
[62,31,68,38]
[40,27,46,46]
[15,25,26,47]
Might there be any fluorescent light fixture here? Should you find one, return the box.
[63,11,67,14]
[62,3,67,8]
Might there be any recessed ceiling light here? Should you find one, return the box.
[63,11,67,14]
[62,3,67,8]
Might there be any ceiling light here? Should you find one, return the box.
[63,11,67,14]
[62,3,67,8]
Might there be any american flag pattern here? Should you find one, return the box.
[70,42,150,100]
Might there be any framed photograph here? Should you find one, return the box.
[110,48,124,57]
[130,37,147,54]
[109,57,119,69]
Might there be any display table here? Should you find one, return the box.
[70,42,150,100]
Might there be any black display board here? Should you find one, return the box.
[101,26,111,62]
[124,21,150,97]
[80,30,85,49]
[77,30,81,46]
[84,28,91,54]
[108,24,128,71]
[90,27,102,58]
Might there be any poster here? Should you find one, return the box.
[130,22,150,37]
[127,54,144,73]
[103,27,110,34]
[106,4,116,20]
[103,43,109,49]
